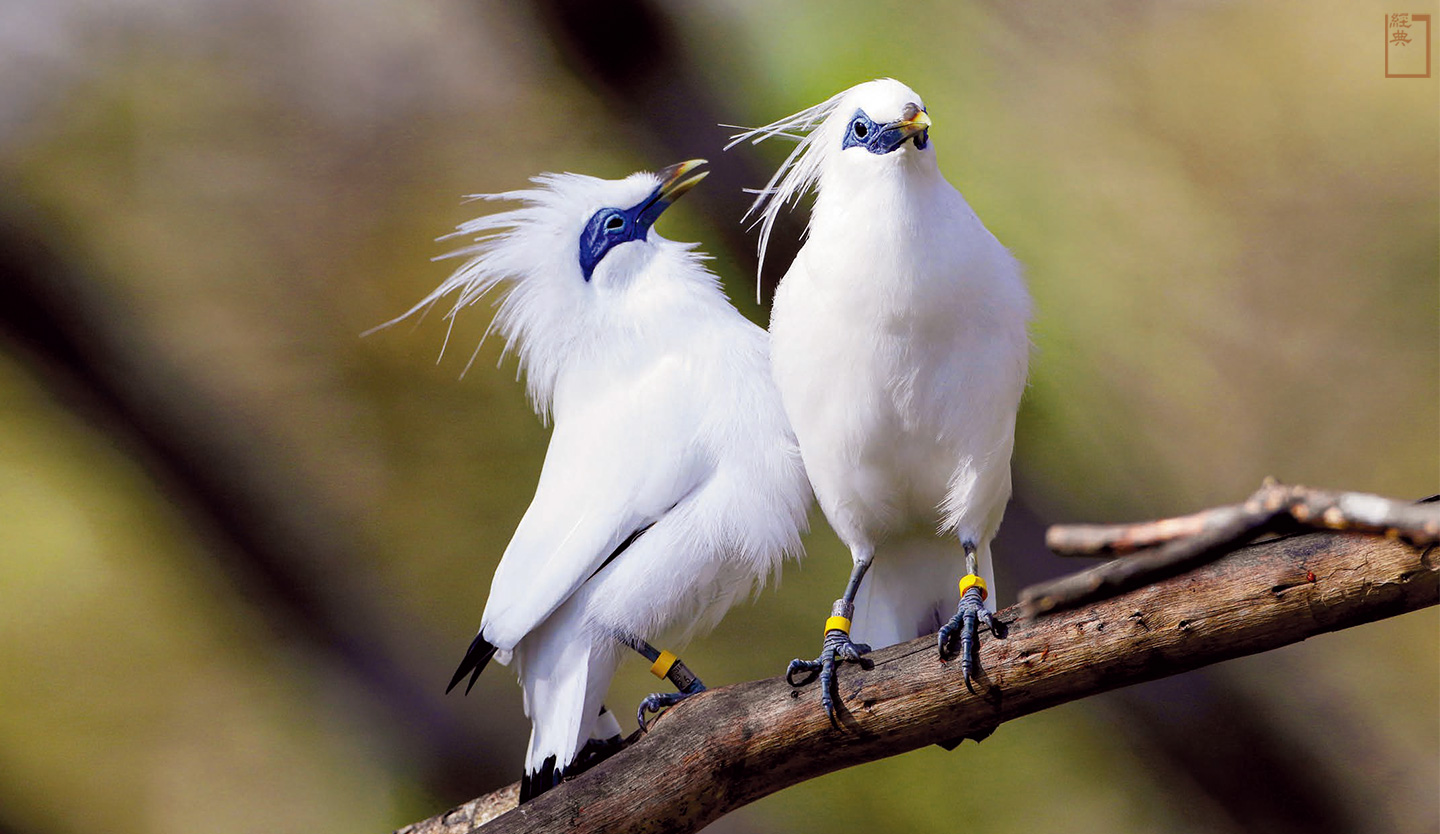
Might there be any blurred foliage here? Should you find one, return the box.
[0,1,1435,833]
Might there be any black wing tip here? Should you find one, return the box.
[445,631,498,695]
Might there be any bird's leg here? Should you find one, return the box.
[938,540,1006,692]
[625,637,706,731]
[786,553,874,727]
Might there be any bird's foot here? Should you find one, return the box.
[636,678,705,732]
[939,580,1006,692]
[786,627,871,728]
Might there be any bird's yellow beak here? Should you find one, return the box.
[655,159,710,203]
[635,160,710,230]
[890,104,932,139]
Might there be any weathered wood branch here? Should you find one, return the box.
[1022,483,1440,617]
[398,524,1437,834]
[1046,483,1440,556]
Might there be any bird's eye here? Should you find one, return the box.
[852,120,869,138]
[605,215,625,231]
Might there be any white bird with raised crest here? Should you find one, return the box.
[377,160,810,799]
[729,79,1031,721]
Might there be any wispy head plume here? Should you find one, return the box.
[367,173,623,417]
[724,89,848,302]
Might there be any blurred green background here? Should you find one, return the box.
[0,1,1436,833]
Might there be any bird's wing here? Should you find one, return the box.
[479,369,709,649]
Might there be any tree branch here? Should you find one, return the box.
[397,521,1437,834]
[1022,483,1440,617]
[1045,483,1440,556]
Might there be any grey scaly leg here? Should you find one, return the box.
[786,553,874,727]
[938,540,1006,691]
[624,636,707,731]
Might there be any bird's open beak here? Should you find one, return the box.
[655,159,710,203]
[882,104,931,150]
[637,159,709,229]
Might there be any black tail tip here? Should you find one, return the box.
[519,755,562,804]
[445,631,498,695]
[517,733,626,803]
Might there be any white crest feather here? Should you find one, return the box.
[724,88,853,301]
[369,171,665,416]
[725,79,937,302]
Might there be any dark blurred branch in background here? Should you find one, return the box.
[399,509,1438,834]
[0,200,513,797]
[528,0,806,305]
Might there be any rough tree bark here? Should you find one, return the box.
[398,524,1437,834]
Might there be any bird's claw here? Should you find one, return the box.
[636,680,705,732]
[939,586,1004,692]
[787,630,871,727]
[786,657,822,686]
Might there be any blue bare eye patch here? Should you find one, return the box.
[840,108,929,154]
[578,184,673,281]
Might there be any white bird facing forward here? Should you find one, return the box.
[380,161,811,799]
[731,79,1031,719]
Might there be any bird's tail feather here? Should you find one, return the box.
[591,706,622,741]
[515,636,619,803]
[519,754,561,803]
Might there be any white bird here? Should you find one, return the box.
[729,79,1031,719]
[379,161,811,799]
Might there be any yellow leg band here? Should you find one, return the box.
[959,573,988,602]
[824,615,852,636]
[649,650,678,679]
